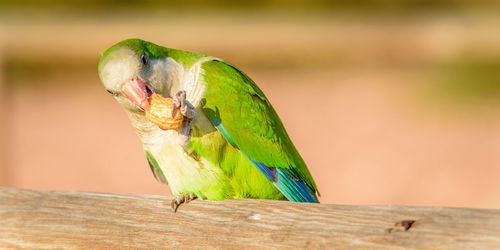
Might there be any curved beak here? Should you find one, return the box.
[121,78,153,110]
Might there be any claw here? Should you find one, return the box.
[172,91,187,118]
[170,194,197,212]
[170,199,179,212]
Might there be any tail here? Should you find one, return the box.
[248,159,319,203]
[274,168,319,203]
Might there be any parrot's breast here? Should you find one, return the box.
[140,118,228,198]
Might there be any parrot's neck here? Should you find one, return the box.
[126,111,170,150]
[157,56,215,108]
[129,57,217,150]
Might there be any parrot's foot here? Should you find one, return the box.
[173,90,196,146]
[172,90,195,119]
[171,193,197,212]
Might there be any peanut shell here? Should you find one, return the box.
[146,93,184,130]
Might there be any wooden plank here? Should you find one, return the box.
[0,188,499,249]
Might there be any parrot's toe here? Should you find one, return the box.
[171,193,197,212]
[173,90,196,146]
[173,90,196,119]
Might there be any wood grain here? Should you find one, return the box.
[0,188,499,249]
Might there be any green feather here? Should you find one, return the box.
[200,60,320,196]
[189,128,285,200]
[145,150,167,184]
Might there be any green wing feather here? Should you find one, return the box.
[200,59,319,196]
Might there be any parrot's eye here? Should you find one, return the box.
[106,89,114,95]
[141,54,149,66]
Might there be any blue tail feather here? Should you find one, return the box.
[246,157,319,203]
[276,168,319,203]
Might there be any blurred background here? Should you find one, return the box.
[1,0,500,208]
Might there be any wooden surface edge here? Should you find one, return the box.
[1,188,499,249]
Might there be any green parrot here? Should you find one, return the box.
[98,39,319,211]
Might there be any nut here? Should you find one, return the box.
[146,93,184,130]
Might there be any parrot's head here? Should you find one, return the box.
[98,38,171,114]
